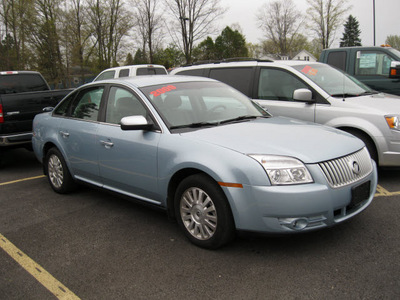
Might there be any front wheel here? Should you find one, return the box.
[45,148,76,194]
[175,174,235,249]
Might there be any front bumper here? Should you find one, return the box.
[223,162,378,234]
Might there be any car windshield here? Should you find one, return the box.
[292,64,374,97]
[141,81,270,130]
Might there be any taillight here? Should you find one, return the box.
[0,104,4,123]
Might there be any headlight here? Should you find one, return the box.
[385,115,400,131]
[249,155,313,185]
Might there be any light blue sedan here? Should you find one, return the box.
[32,76,377,248]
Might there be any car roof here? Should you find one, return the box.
[99,64,167,72]
[89,75,217,88]
[170,60,323,73]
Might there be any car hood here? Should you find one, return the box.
[330,92,400,113]
[181,117,364,164]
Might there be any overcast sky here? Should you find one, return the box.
[216,0,400,47]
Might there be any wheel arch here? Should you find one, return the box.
[338,126,379,163]
[166,168,224,220]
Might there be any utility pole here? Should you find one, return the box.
[373,0,376,46]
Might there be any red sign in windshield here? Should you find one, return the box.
[150,85,177,97]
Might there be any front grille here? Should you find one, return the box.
[319,147,373,188]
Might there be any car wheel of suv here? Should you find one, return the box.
[45,148,76,194]
[345,129,378,164]
[175,174,235,249]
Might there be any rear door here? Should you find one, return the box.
[57,85,105,184]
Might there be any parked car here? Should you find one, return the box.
[171,60,400,167]
[32,76,377,248]
[93,64,168,82]
[319,45,400,95]
[0,71,72,157]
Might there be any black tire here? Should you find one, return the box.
[345,129,378,164]
[175,174,235,249]
[45,148,76,194]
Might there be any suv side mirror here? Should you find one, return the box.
[293,88,314,102]
[389,61,400,78]
[120,115,153,131]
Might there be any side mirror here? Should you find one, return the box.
[293,88,314,102]
[43,107,54,112]
[120,115,153,131]
[389,61,400,78]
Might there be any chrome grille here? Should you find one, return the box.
[319,147,373,188]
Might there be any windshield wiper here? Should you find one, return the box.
[170,121,218,130]
[218,115,260,125]
[331,93,359,98]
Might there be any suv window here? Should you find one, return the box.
[96,70,115,81]
[118,69,130,78]
[106,87,147,124]
[209,67,253,96]
[355,51,394,76]
[0,74,48,94]
[327,51,347,71]
[137,67,167,75]
[176,69,205,76]
[70,87,104,121]
[258,68,308,101]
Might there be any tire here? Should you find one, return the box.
[45,148,76,194]
[175,174,235,249]
[345,129,378,164]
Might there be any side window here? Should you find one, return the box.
[258,68,308,101]
[96,70,115,81]
[70,87,104,121]
[355,51,394,76]
[176,69,205,76]
[209,67,253,96]
[327,51,347,71]
[118,69,130,78]
[106,87,147,124]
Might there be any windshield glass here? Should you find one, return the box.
[292,63,373,97]
[141,81,270,129]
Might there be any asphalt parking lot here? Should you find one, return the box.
[1,148,400,299]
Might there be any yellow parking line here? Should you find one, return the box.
[0,233,80,300]
[0,175,46,186]
[375,184,400,197]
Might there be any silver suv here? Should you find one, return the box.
[171,60,400,167]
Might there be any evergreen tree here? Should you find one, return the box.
[340,15,362,47]
[214,26,248,59]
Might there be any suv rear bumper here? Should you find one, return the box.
[0,132,32,147]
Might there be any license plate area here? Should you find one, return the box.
[349,181,371,210]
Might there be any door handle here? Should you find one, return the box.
[59,131,70,138]
[100,140,114,148]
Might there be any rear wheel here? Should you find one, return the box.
[175,174,235,249]
[45,148,76,193]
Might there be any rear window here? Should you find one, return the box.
[136,67,167,75]
[327,51,347,71]
[0,74,48,94]
[209,67,254,97]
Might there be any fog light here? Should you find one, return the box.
[279,217,309,230]
[291,218,308,230]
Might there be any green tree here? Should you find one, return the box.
[340,15,361,47]
[125,52,135,65]
[192,36,216,61]
[133,48,147,64]
[386,35,400,50]
[214,26,248,59]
